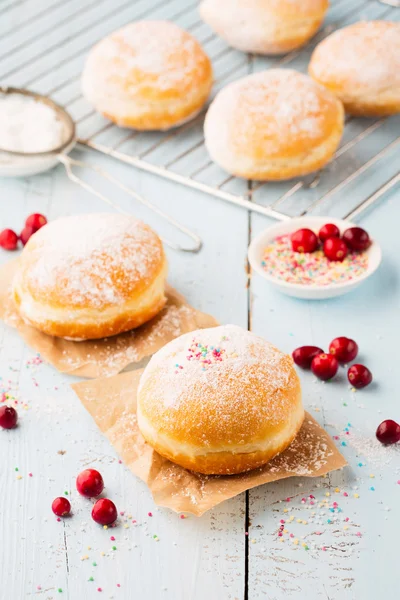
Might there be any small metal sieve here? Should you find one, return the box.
[0,86,202,253]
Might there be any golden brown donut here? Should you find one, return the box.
[309,21,400,117]
[82,20,213,131]
[137,325,304,475]
[12,214,167,340]
[199,0,329,55]
[204,69,344,181]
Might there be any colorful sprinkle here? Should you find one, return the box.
[260,234,368,286]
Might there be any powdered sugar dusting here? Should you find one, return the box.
[20,214,164,308]
[139,325,300,443]
[92,304,201,376]
[205,69,338,156]
[263,0,327,7]
[345,430,400,469]
[269,419,333,475]
[310,21,400,89]
[84,20,210,95]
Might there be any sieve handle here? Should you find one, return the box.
[57,153,202,253]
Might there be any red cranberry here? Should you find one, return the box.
[76,469,104,498]
[291,228,319,253]
[0,405,18,429]
[347,364,372,389]
[25,213,47,232]
[92,498,117,526]
[292,346,324,369]
[376,420,400,445]
[323,238,348,262]
[20,226,35,246]
[311,353,339,381]
[329,337,358,363]
[342,227,370,252]
[319,223,340,243]
[0,228,19,250]
[52,497,71,517]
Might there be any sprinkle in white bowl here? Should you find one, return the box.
[248,216,382,300]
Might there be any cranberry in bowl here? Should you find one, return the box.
[247,217,381,300]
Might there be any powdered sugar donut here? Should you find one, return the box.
[309,21,400,117]
[204,69,344,181]
[13,214,167,340]
[82,20,213,131]
[199,0,329,55]
[137,324,304,475]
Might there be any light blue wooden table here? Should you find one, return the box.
[0,1,399,599]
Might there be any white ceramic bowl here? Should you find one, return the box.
[248,216,382,300]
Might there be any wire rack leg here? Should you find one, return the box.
[57,153,203,253]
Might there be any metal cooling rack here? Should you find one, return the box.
[1,0,399,221]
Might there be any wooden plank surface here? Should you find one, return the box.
[0,154,249,600]
[0,0,399,599]
[248,193,400,600]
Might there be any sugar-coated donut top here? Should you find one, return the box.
[138,325,301,446]
[82,20,212,100]
[201,0,328,18]
[239,0,327,10]
[16,214,165,309]
[309,21,400,89]
[204,69,342,159]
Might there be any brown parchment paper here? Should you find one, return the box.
[0,259,218,378]
[72,370,347,516]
